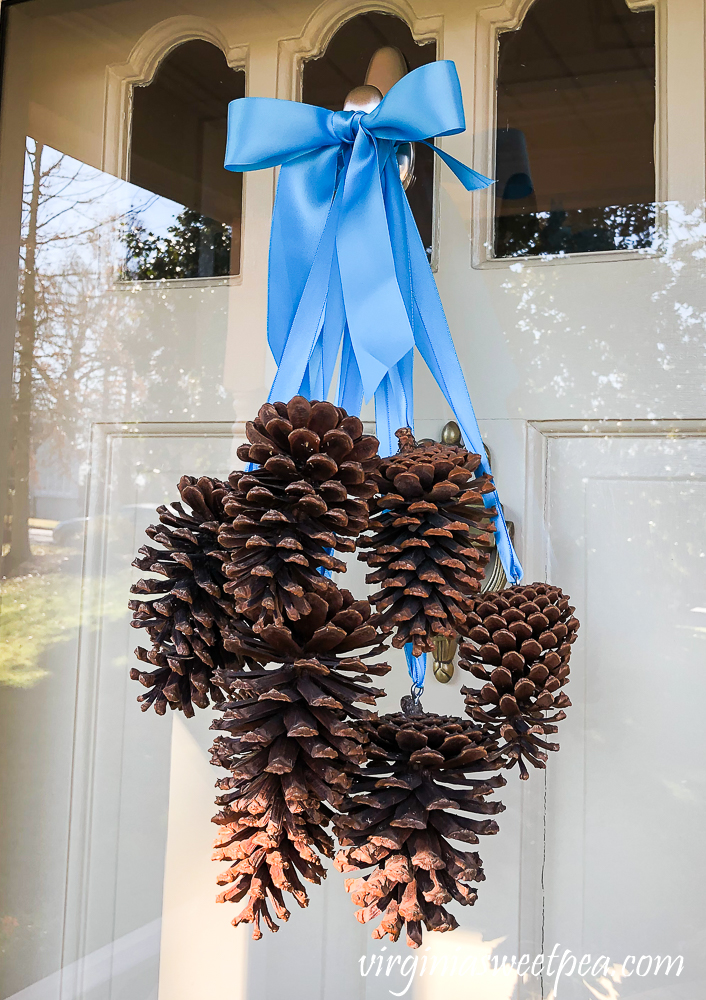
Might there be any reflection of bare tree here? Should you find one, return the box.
[7,142,43,572]
[4,140,124,576]
[3,138,233,582]
[0,139,234,691]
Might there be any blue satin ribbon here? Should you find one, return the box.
[225,59,522,585]
[404,646,427,695]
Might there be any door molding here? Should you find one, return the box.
[524,418,706,585]
[519,419,706,997]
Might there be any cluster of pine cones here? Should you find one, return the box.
[129,397,580,946]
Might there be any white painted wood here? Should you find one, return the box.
[157,714,248,1000]
[275,0,443,102]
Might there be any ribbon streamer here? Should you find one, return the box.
[404,646,427,699]
[225,59,522,584]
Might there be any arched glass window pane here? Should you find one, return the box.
[127,40,244,279]
[302,13,436,258]
[495,0,655,258]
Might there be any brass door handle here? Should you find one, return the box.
[432,634,457,683]
[431,423,516,682]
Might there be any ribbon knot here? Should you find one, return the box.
[331,109,367,143]
[224,59,523,585]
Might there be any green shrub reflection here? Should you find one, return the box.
[122,208,232,280]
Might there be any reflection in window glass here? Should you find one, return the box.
[494,0,655,258]
[127,40,245,279]
[302,13,436,258]
[5,137,233,576]
[1,125,233,991]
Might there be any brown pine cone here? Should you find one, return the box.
[459,584,580,779]
[211,773,334,939]
[209,590,390,938]
[358,429,496,656]
[333,711,505,948]
[221,397,380,634]
[129,475,237,717]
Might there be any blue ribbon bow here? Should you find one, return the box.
[224,59,522,585]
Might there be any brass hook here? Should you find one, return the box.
[432,634,457,683]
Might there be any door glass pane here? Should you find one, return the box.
[127,40,245,279]
[302,13,437,259]
[495,0,656,257]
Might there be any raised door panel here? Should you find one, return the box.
[536,426,706,1000]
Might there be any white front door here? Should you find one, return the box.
[0,1,703,998]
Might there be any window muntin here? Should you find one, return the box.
[494,0,656,258]
[126,39,244,279]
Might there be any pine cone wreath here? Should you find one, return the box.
[129,475,236,717]
[334,711,506,948]
[209,588,391,938]
[220,397,380,635]
[458,584,580,779]
[358,429,496,656]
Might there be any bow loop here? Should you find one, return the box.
[364,58,467,141]
[225,98,339,170]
